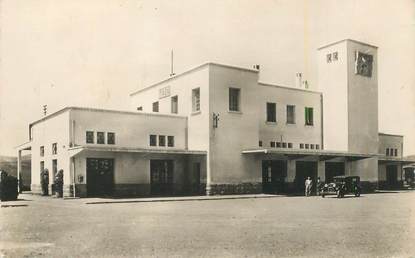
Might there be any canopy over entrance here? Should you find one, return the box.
[242,148,373,161]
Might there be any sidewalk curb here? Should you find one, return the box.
[85,194,282,205]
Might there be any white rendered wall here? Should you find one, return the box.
[318,41,349,151]
[258,84,322,149]
[30,110,71,185]
[70,109,187,150]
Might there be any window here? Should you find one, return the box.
[107,132,115,145]
[137,106,143,111]
[270,141,275,148]
[149,135,157,146]
[259,141,262,147]
[386,148,390,156]
[266,102,276,122]
[305,107,314,125]
[159,135,166,147]
[300,143,304,149]
[305,144,310,149]
[86,131,94,144]
[282,142,287,148]
[327,53,332,63]
[333,52,338,61]
[394,149,398,156]
[167,136,174,147]
[310,144,315,149]
[287,105,295,124]
[40,146,44,157]
[276,142,281,148]
[316,144,320,150]
[192,88,200,112]
[152,102,159,112]
[288,143,293,148]
[52,143,57,155]
[229,88,241,112]
[97,132,105,144]
[171,96,178,114]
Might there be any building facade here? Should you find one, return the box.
[17,39,413,197]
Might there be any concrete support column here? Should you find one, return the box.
[71,157,76,197]
[317,161,325,182]
[17,150,22,193]
[287,160,296,183]
[345,160,352,176]
[206,153,212,195]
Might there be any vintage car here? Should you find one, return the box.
[321,176,361,198]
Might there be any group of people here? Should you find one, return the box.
[304,176,322,197]
[40,169,64,197]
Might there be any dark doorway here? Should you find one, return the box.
[386,165,398,189]
[325,162,345,183]
[150,160,174,196]
[295,161,317,194]
[191,162,201,194]
[86,158,114,197]
[262,160,287,194]
[52,159,57,193]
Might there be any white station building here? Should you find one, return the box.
[16,39,414,197]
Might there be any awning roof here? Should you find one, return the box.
[68,146,207,157]
[242,148,373,161]
[378,156,415,165]
[15,141,32,151]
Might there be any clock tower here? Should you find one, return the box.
[318,39,379,183]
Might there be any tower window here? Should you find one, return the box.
[229,88,241,112]
[192,88,200,112]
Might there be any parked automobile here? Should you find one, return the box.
[321,176,361,198]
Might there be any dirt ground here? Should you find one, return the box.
[1,191,415,258]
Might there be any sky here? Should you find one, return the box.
[0,0,414,156]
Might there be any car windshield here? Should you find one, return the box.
[333,177,344,183]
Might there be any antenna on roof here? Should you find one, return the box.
[170,49,175,77]
[43,105,47,116]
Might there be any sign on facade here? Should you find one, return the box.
[159,86,171,99]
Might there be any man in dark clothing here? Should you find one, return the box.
[55,169,64,198]
[41,169,49,196]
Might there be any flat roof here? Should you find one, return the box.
[30,106,187,127]
[130,62,259,96]
[258,82,322,95]
[68,146,207,156]
[317,39,378,50]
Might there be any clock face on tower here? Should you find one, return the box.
[355,51,373,77]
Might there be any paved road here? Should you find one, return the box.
[1,191,415,257]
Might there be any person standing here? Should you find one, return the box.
[316,177,322,196]
[41,169,49,196]
[55,169,64,198]
[305,177,313,197]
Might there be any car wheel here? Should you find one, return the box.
[355,191,360,197]
[321,194,325,198]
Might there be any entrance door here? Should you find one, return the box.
[262,160,287,194]
[87,158,114,196]
[192,162,201,194]
[325,162,345,183]
[150,160,174,195]
[386,165,398,189]
[295,161,317,194]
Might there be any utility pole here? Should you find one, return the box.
[170,49,175,77]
